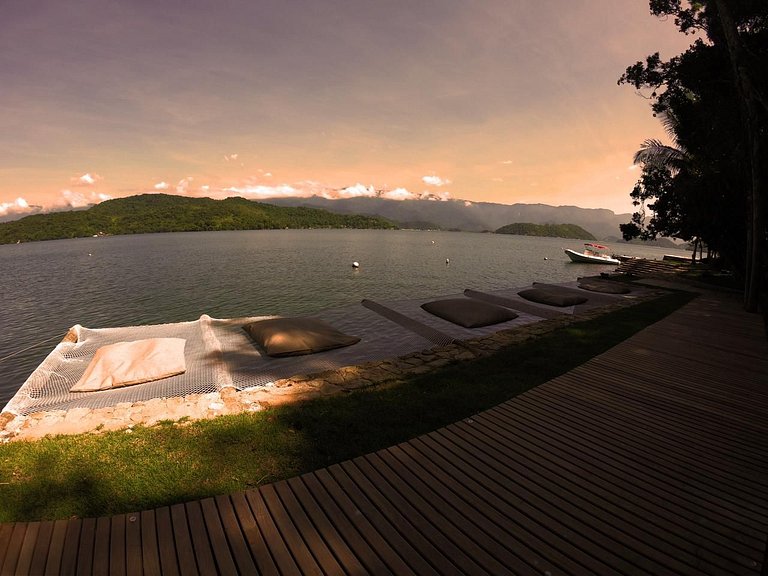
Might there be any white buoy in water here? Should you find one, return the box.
[352,261,359,268]
[544,257,548,260]
[445,258,450,264]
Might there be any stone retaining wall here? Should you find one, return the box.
[0,290,661,442]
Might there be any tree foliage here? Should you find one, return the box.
[0,194,398,244]
[619,0,768,308]
[495,222,596,240]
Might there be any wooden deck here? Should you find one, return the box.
[2,288,767,575]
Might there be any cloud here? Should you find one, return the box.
[176,177,193,194]
[422,191,451,201]
[224,184,300,199]
[382,188,417,201]
[500,160,514,165]
[154,181,170,190]
[224,153,239,162]
[58,189,112,209]
[0,197,34,219]
[71,173,102,186]
[422,175,451,187]
[334,183,378,199]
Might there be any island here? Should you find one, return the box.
[0,194,398,244]
[494,222,596,240]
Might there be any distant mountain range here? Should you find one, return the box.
[1,193,684,248]
[0,194,396,244]
[268,196,631,240]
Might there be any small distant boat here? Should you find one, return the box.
[564,243,621,265]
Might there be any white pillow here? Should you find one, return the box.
[70,338,187,392]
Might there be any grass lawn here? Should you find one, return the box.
[0,290,695,522]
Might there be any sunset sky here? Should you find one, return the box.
[0,0,695,220]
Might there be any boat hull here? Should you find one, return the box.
[564,248,620,265]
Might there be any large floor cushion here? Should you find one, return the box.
[421,298,518,328]
[243,317,360,357]
[578,281,631,294]
[518,287,588,307]
[70,338,187,392]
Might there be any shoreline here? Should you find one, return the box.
[0,282,662,442]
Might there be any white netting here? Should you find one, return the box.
[2,306,436,416]
[3,284,635,417]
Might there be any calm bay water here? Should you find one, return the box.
[0,229,688,405]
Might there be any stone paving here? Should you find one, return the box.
[0,291,661,442]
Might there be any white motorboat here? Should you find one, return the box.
[564,243,621,265]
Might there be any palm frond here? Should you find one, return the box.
[633,139,689,172]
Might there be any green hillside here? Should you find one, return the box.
[495,222,596,240]
[0,194,398,244]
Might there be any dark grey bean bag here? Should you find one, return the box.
[578,281,631,294]
[518,287,588,307]
[421,298,518,328]
[243,317,360,357]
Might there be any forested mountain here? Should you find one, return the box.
[495,223,596,240]
[268,196,629,239]
[0,194,397,244]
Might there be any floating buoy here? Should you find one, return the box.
[544,257,548,260]
[445,258,450,264]
[431,240,435,244]
[352,261,359,268]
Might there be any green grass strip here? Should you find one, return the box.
[0,290,694,522]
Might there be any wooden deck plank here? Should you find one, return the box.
[124,514,142,576]
[505,392,768,537]
[169,502,199,576]
[230,491,280,576]
[468,407,756,574]
[139,510,161,576]
[28,521,53,575]
[380,443,565,574]
[154,507,180,576]
[431,425,657,575]
[0,523,12,570]
[485,398,765,560]
[322,464,441,576]
[76,517,96,576]
[406,434,606,574]
[0,523,26,575]
[309,468,414,575]
[272,481,346,575]
[44,520,69,575]
[244,488,302,575]
[184,500,217,576]
[287,475,373,575]
[213,494,259,575]
[199,497,239,575]
[59,518,82,576]
[92,516,112,576]
[12,522,38,576]
[108,515,127,576]
[548,371,768,473]
[369,449,517,575]
[504,400,767,555]
[340,458,481,574]
[259,483,323,576]
[556,368,768,468]
[522,385,768,517]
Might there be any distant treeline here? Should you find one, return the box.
[0,194,398,244]
[494,222,596,240]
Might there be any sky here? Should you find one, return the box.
[0,0,696,220]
